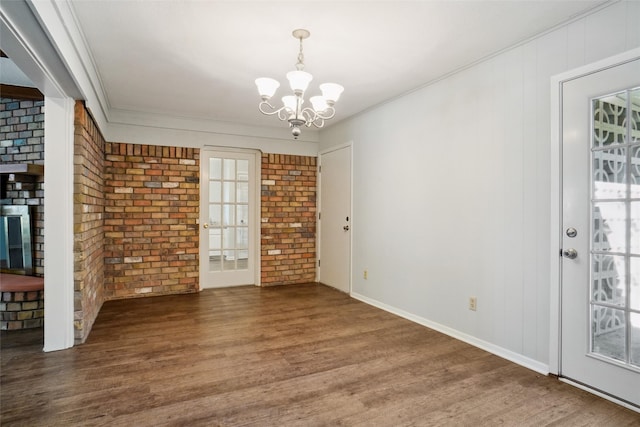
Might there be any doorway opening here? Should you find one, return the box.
[0,68,46,359]
[0,82,45,335]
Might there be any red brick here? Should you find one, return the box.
[261,153,316,286]
[103,142,199,300]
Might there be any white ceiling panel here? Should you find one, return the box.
[69,0,607,130]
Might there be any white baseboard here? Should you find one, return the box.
[351,291,549,376]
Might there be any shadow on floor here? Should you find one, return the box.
[1,327,44,358]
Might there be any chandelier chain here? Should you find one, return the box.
[296,37,305,71]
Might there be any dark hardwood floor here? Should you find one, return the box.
[1,283,639,426]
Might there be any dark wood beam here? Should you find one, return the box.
[0,84,44,101]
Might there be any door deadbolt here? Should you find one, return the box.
[566,227,577,238]
[563,248,578,259]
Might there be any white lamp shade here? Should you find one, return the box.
[282,95,301,112]
[320,83,344,103]
[255,78,280,99]
[286,70,313,93]
[310,96,328,113]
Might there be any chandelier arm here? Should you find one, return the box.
[300,108,327,128]
[258,101,288,121]
[277,107,289,122]
[314,106,336,121]
[299,108,316,126]
[301,106,336,127]
[310,117,326,128]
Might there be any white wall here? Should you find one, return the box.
[319,1,640,371]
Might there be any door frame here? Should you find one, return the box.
[317,142,353,293]
[1,3,79,351]
[549,47,640,407]
[199,147,261,289]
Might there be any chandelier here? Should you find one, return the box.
[255,29,344,139]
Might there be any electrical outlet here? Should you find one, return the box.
[469,297,477,311]
[363,270,368,280]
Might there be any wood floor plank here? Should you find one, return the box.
[1,283,639,426]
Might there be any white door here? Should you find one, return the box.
[561,57,640,408]
[200,150,258,289]
[319,145,351,293]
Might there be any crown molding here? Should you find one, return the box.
[26,0,109,131]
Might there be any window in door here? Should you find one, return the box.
[590,87,640,369]
[208,157,250,272]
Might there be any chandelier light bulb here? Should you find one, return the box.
[255,28,343,139]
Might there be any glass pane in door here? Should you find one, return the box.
[590,88,640,369]
[208,157,250,273]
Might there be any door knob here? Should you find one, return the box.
[563,248,578,259]
[343,225,350,231]
[203,223,209,229]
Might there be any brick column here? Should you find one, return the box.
[73,101,105,342]
[261,154,317,286]
[103,143,199,299]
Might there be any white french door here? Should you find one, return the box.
[561,57,640,408]
[199,149,259,289]
[319,145,352,293]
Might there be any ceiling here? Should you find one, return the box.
[65,0,607,132]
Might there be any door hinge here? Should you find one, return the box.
[318,212,321,220]
[318,259,321,267]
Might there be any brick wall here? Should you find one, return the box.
[103,143,199,299]
[1,289,44,330]
[261,154,316,286]
[0,97,45,276]
[73,101,105,343]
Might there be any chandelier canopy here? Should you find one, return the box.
[255,29,344,139]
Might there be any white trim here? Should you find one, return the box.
[43,96,75,352]
[1,0,79,352]
[549,46,640,375]
[352,292,550,376]
[549,64,563,376]
[559,378,640,414]
[253,150,262,287]
[32,0,111,130]
[0,1,74,98]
